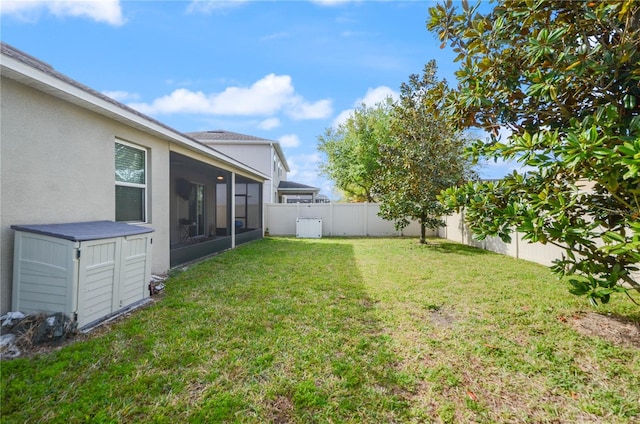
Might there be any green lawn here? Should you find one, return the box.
[2,238,639,423]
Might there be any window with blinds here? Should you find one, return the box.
[115,141,147,222]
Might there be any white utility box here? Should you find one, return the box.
[11,221,154,329]
[296,218,322,238]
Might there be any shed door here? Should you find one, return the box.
[118,234,151,309]
[76,237,121,327]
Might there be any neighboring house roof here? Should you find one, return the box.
[0,42,268,181]
[187,130,291,172]
[278,180,320,194]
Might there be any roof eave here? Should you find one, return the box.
[278,188,320,194]
[199,137,291,173]
[0,50,268,181]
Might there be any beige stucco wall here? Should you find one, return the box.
[0,77,171,314]
[212,143,279,202]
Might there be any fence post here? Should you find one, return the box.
[443,215,448,240]
[264,203,268,235]
[461,208,465,244]
[445,215,448,239]
[364,202,368,236]
[330,202,334,236]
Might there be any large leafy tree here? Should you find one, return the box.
[374,61,476,243]
[429,0,640,304]
[317,100,393,202]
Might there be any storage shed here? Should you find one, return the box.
[11,221,154,329]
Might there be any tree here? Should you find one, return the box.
[374,61,476,243]
[429,0,640,304]
[317,100,393,202]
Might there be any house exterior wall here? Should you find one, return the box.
[212,144,270,175]
[0,77,173,314]
[210,143,283,203]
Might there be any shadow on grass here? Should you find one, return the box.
[424,239,492,256]
[182,237,413,422]
[0,237,412,423]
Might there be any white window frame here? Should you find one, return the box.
[115,139,148,223]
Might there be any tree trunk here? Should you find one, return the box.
[420,222,426,244]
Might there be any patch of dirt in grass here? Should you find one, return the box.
[185,381,209,405]
[264,395,295,424]
[428,309,456,327]
[569,312,640,349]
[429,311,456,327]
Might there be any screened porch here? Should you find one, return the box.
[169,152,263,267]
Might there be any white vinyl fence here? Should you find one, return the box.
[264,202,435,238]
[264,202,564,264]
[265,203,639,284]
[437,210,565,266]
[264,203,584,266]
[438,210,640,284]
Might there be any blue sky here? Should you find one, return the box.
[1,0,511,199]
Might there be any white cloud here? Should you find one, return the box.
[357,86,398,106]
[332,109,354,128]
[0,0,125,26]
[210,74,295,115]
[332,85,398,128]
[278,134,301,149]
[258,117,281,130]
[286,98,333,120]
[186,0,248,14]
[102,90,140,102]
[129,88,211,115]
[128,73,332,121]
[287,152,322,186]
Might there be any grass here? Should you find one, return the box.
[2,237,639,423]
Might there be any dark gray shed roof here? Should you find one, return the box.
[12,221,154,242]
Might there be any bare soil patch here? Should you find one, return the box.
[428,308,456,327]
[569,312,640,349]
